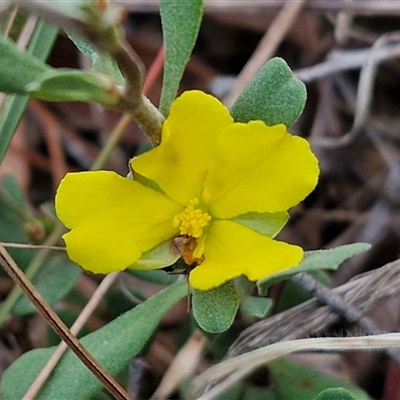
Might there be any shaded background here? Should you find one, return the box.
[2,1,400,399]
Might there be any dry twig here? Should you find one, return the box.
[0,243,133,400]
[224,0,306,108]
[229,260,400,357]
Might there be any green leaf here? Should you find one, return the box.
[0,9,29,42]
[129,240,179,270]
[67,33,125,84]
[0,281,187,400]
[0,21,57,163]
[0,174,29,213]
[232,211,288,238]
[0,32,50,94]
[26,69,120,105]
[0,175,35,275]
[192,282,239,333]
[159,0,203,116]
[12,254,81,315]
[269,359,368,400]
[47,309,91,346]
[0,95,30,164]
[230,57,306,127]
[68,32,99,59]
[128,269,180,286]
[314,388,357,400]
[241,385,279,400]
[257,243,371,295]
[0,175,64,305]
[240,296,272,318]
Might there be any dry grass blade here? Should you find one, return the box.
[194,333,400,399]
[193,261,400,398]
[311,31,400,148]
[229,259,400,357]
[23,272,120,399]
[151,330,207,400]
[114,0,400,15]
[224,0,306,108]
[295,43,400,83]
[0,243,133,400]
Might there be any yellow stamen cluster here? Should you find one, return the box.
[173,198,211,238]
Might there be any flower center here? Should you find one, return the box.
[172,198,211,238]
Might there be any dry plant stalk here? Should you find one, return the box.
[23,272,120,399]
[151,330,208,400]
[194,333,400,399]
[224,0,306,108]
[229,260,400,357]
[0,243,133,400]
[194,260,400,398]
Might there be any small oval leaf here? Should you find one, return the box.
[231,57,306,127]
[192,281,239,333]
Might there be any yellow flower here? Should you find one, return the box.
[55,91,319,291]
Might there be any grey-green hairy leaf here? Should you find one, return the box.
[0,174,38,275]
[12,254,81,315]
[192,282,239,333]
[159,0,203,116]
[26,69,120,105]
[68,33,124,84]
[0,281,187,400]
[231,57,306,127]
[0,32,51,94]
[257,243,371,295]
[269,358,368,400]
[0,21,57,163]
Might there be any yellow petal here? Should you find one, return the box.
[203,121,319,219]
[188,220,303,291]
[131,91,233,206]
[55,171,183,274]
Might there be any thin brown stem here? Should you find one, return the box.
[0,243,133,400]
[23,272,120,399]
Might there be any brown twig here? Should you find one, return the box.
[1,242,65,251]
[198,261,400,398]
[224,0,306,108]
[228,259,400,357]
[295,43,400,83]
[292,272,400,364]
[311,31,400,148]
[23,271,120,399]
[0,243,133,400]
